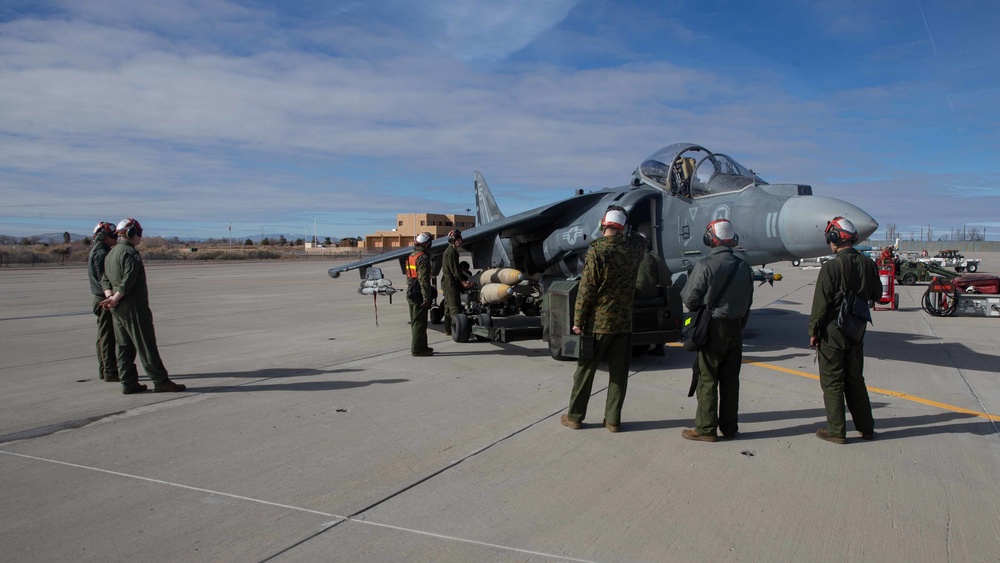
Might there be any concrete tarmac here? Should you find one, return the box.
[1,259,998,562]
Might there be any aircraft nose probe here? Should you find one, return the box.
[777,196,878,258]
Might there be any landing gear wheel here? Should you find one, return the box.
[453,313,472,342]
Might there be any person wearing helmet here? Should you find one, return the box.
[88,222,120,382]
[440,229,468,337]
[809,216,882,444]
[680,219,754,442]
[100,218,186,394]
[561,205,645,433]
[406,232,435,356]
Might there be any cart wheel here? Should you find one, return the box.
[967,263,978,273]
[893,293,899,310]
[475,313,493,341]
[901,273,917,286]
[453,313,472,342]
[791,259,801,267]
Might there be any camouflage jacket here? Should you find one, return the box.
[574,233,645,334]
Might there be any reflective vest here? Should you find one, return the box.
[406,251,425,280]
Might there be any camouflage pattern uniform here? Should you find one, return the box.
[406,249,433,355]
[681,246,754,437]
[101,240,171,389]
[88,239,118,382]
[566,232,645,426]
[440,244,462,336]
[809,248,882,438]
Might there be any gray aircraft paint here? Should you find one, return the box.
[329,143,877,287]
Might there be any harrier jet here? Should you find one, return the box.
[330,142,877,282]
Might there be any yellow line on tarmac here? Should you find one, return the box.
[745,360,1000,422]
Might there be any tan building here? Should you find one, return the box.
[365,213,476,250]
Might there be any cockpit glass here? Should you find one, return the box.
[634,145,761,198]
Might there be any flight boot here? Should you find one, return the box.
[154,380,187,393]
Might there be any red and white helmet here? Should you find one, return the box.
[600,206,627,231]
[116,217,143,238]
[415,231,433,247]
[825,216,858,245]
[93,221,118,241]
[447,229,462,242]
[704,219,739,247]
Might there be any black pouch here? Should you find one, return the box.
[837,289,871,344]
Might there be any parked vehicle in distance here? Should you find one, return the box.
[791,254,835,267]
[917,250,980,273]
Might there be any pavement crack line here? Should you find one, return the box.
[0,450,597,563]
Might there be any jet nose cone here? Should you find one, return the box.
[777,196,878,257]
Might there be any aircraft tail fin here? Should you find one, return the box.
[474,171,505,226]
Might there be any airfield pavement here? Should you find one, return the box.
[1,258,999,562]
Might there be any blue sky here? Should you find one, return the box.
[1,0,998,242]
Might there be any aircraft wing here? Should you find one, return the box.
[328,189,608,279]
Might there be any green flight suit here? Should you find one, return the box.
[440,244,462,335]
[808,247,883,438]
[635,250,672,299]
[102,240,170,387]
[88,240,118,381]
[681,246,755,436]
[567,232,645,426]
[406,249,433,354]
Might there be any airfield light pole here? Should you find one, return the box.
[313,216,317,246]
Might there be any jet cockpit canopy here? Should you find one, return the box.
[633,143,765,199]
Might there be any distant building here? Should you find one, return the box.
[365,213,475,249]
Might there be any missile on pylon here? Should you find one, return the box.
[478,267,524,286]
[359,276,397,296]
[358,286,397,296]
[480,283,515,304]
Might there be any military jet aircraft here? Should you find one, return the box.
[329,142,877,283]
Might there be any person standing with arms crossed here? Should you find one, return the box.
[561,206,645,433]
[88,221,120,383]
[100,218,186,394]
[406,232,435,356]
[809,216,882,444]
[681,219,754,442]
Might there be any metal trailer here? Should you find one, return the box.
[916,250,981,273]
